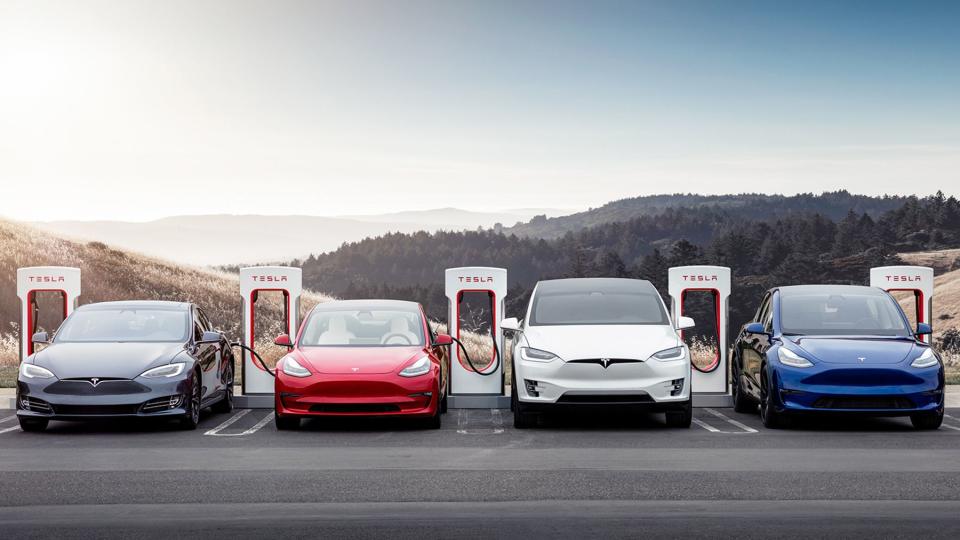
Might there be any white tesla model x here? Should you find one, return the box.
[502,278,694,428]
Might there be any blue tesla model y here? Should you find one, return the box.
[732,285,944,429]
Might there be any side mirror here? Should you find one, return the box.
[916,323,933,336]
[500,317,521,333]
[198,331,221,344]
[677,316,695,330]
[744,322,767,335]
[432,333,453,347]
[274,334,293,348]
[31,331,49,345]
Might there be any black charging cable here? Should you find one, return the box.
[230,341,276,377]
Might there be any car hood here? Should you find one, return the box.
[788,336,918,365]
[522,324,680,361]
[297,346,424,375]
[31,342,187,379]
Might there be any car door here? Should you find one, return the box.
[196,307,227,394]
[740,293,772,399]
[192,307,219,401]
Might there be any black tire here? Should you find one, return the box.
[178,370,202,430]
[440,392,448,414]
[911,408,943,430]
[759,367,788,429]
[423,402,442,429]
[18,416,48,432]
[275,411,300,430]
[211,366,234,414]
[731,359,754,414]
[665,399,693,428]
[511,374,537,429]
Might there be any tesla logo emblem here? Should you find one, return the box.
[28,275,66,283]
[458,276,493,284]
[884,275,921,283]
[89,378,101,386]
[351,367,360,372]
[858,357,866,363]
[250,275,288,282]
[600,358,611,368]
[681,275,718,282]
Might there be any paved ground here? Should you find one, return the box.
[1,406,960,538]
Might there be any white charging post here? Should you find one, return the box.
[668,265,731,406]
[239,266,302,405]
[870,265,934,343]
[16,266,82,361]
[444,266,510,408]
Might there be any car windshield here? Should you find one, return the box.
[299,308,425,347]
[780,289,911,336]
[530,280,670,326]
[55,308,189,343]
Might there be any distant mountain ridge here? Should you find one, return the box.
[504,191,910,238]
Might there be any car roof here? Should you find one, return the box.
[310,299,422,312]
[76,301,192,311]
[535,277,659,294]
[775,284,887,296]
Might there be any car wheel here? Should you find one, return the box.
[18,416,48,432]
[212,366,234,414]
[275,411,300,430]
[910,408,943,430]
[178,370,202,430]
[511,374,536,429]
[423,401,442,429]
[759,367,788,429]
[665,399,693,428]
[440,392,448,414]
[731,359,754,414]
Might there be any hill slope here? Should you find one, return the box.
[0,218,333,369]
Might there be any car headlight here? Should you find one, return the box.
[911,348,939,369]
[520,347,558,362]
[20,363,55,379]
[140,363,186,378]
[651,346,686,361]
[778,347,813,368]
[399,355,431,377]
[282,356,312,378]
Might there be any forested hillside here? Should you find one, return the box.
[502,191,909,239]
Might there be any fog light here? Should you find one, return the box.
[670,378,684,397]
[524,379,541,398]
[168,395,182,409]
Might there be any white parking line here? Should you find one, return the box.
[0,425,20,435]
[0,416,17,424]
[203,409,250,436]
[691,418,721,432]
[705,408,759,433]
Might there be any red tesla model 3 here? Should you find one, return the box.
[273,299,451,430]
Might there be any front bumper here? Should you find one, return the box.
[16,376,191,420]
[275,371,441,418]
[774,364,944,416]
[515,356,690,407]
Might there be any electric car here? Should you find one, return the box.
[731,285,944,429]
[273,299,450,430]
[503,278,694,428]
[17,301,235,432]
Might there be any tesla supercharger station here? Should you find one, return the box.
[668,265,731,407]
[445,266,510,409]
[239,266,302,407]
[16,266,81,361]
[870,265,934,343]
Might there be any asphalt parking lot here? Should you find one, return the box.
[1,407,960,539]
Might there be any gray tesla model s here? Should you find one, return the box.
[16,301,235,432]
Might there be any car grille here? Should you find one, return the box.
[801,369,924,387]
[567,358,643,368]
[308,403,401,413]
[557,394,653,404]
[45,379,151,396]
[811,396,914,410]
[51,404,143,416]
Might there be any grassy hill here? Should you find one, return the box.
[0,218,333,385]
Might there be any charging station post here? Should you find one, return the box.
[870,265,934,343]
[667,265,732,407]
[238,266,302,407]
[444,266,510,409]
[16,266,81,361]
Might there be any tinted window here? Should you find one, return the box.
[530,279,669,326]
[780,289,911,336]
[300,307,425,347]
[56,309,190,343]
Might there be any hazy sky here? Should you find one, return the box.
[1,0,958,221]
